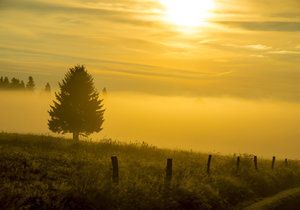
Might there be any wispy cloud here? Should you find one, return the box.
[244,44,271,51]
[217,21,300,32]
[0,0,161,27]
[269,50,300,55]
[1,0,300,101]
[221,43,272,52]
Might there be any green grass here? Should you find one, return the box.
[0,132,299,209]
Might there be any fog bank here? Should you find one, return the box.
[0,91,299,159]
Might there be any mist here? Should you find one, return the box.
[1,90,300,159]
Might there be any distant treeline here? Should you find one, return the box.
[0,76,51,92]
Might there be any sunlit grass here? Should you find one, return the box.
[0,133,299,209]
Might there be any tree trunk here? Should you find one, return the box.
[73,132,79,141]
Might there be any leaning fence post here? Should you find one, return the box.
[271,156,276,170]
[236,156,240,173]
[254,156,258,170]
[111,156,119,184]
[165,158,173,185]
[207,155,212,175]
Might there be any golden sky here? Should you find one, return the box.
[1,1,300,157]
[1,0,300,100]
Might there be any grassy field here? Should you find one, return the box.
[245,187,300,210]
[0,133,299,209]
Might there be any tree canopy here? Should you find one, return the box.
[48,65,105,141]
[44,82,51,92]
[26,76,35,90]
[0,76,36,91]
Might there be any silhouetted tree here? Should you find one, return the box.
[0,77,3,89]
[26,76,35,90]
[102,87,107,97]
[20,81,25,89]
[0,76,25,90]
[10,78,19,89]
[44,82,51,92]
[48,65,105,141]
[3,77,9,89]
[10,77,25,89]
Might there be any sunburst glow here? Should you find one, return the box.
[160,0,215,27]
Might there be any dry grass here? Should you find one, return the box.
[0,132,299,209]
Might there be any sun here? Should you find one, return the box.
[160,0,215,28]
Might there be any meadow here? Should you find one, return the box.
[0,132,299,209]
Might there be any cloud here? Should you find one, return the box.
[269,50,300,55]
[244,44,271,51]
[0,44,229,81]
[0,0,161,27]
[217,21,300,32]
[221,43,272,52]
[250,54,265,58]
[1,0,300,102]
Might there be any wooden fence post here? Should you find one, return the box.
[165,158,173,185]
[236,156,240,173]
[285,158,288,167]
[254,156,258,171]
[271,156,276,170]
[207,155,212,175]
[111,156,119,184]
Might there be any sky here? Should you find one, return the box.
[1,0,300,100]
[1,0,300,158]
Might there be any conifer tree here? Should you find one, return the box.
[3,77,9,89]
[11,78,21,89]
[0,77,3,89]
[26,76,35,90]
[102,87,107,97]
[48,65,105,141]
[44,82,51,92]
[20,81,25,89]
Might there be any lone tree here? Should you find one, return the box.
[102,87,107,97]
[48,65,105,141]
[26,76,35,90]
[44,82,51,92]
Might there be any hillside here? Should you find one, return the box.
[0,133,299,209]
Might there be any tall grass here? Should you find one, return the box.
[0,132,299,209]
